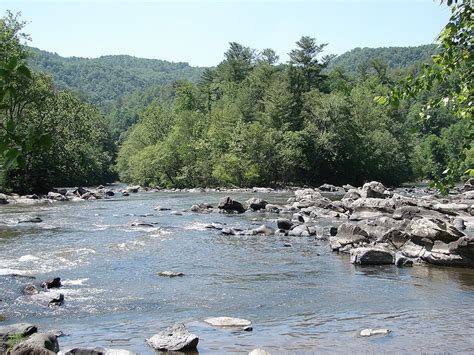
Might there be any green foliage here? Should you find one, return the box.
[0,12,115,193]
[383,1,473,189]
[27,47,205,106]
[7,333,25,349]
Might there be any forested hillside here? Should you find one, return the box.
[27,47,205,106]
[330,44,437,76]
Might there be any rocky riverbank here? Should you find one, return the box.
[190,179,474,268]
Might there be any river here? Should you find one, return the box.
[1,190,473,353]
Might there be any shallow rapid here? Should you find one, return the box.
[1,190,473,353]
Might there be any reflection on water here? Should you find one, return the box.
[0,191,473,354]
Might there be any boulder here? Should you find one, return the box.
[218,196,245,213]
[41,277,61,289]
[463,177,474,191]
[332,223,369,248]
[318,184,344,193]
[0,193,9,204]
[245,198,268,211]
[48,293,64,307]
[448,236,474,260]
[342,189,361,200]
[253,225,275,235]
[277,218,293,230]
[204,317,251,327]
[146,324,198,352]
[361,181,389,199]
[47,192,67,201]
[11,333,59,354]
[395,253,414,267]
[23,283,39,295]
[350,247,394,265]
[264,204,281,213]
[288,224,311,237]
[0,323,38,340]
[406,218,465,245]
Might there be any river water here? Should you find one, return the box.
[0,190,473,354]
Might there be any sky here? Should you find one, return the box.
[1,0,452,67]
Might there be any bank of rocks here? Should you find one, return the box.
[197,180,473,268]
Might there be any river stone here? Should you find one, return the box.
[253,225,275,235]
[448,236,474,259]
[158,271,184,277]
[334,223,369,246]
[0,193,8,204]
[18,216,43,223]
[360,328,391,337]
[0,323,38,340]
[146,323,198,352]
[12,332,59,354]
[218,196,245,213]
[41,277,61,289]
[277,218,293,230]
[245,197,268,211]
[350,247,394,265]
[204,317,251,327]
[395,253,413,267]
[48,293,64,307]
[249,349,271,355]
[361,181,388,199]
[23,283,39,295]
[407,218,465,245]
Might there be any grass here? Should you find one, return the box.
[7,334,25,349]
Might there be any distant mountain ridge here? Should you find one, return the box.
[330,44,437,74]
[27,47,205,105]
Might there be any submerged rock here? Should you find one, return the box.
[18,216,43,223]
[146,323,199,352]
[204,316,251,327]
[59,348,107,354]
[158,271,184,277]
[360,328,391,337]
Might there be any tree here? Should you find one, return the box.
[379,0,473,190]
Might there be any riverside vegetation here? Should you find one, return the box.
[1,2,472,194]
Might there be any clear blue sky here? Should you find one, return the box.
[1,0,451,67]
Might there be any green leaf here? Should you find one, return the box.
[465,169,474,177]
[16,65,32,79]
[374,96,387,105]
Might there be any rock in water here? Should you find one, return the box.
[41,277,61,289]
[360,328,391,337]
[350,247,394,265]
[249,349,271,355]
[245,197,268,211]
[204,317,251,327]
[12,332,59,354]
[48,293,64,307]
[146,323,198,352]
[361,181,388,199]
[158,271,184,277]
[277,218,293,230]
[59,348,107,354]
[217,196,245,213]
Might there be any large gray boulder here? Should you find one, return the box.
[11,333,59,354]
[245,197,268,211]
[361,181,389,199]
[330,223,369,250]
[406,218,465,246]
[146,324,198,352]
[218,196,245,213]
[350,247,394,265]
